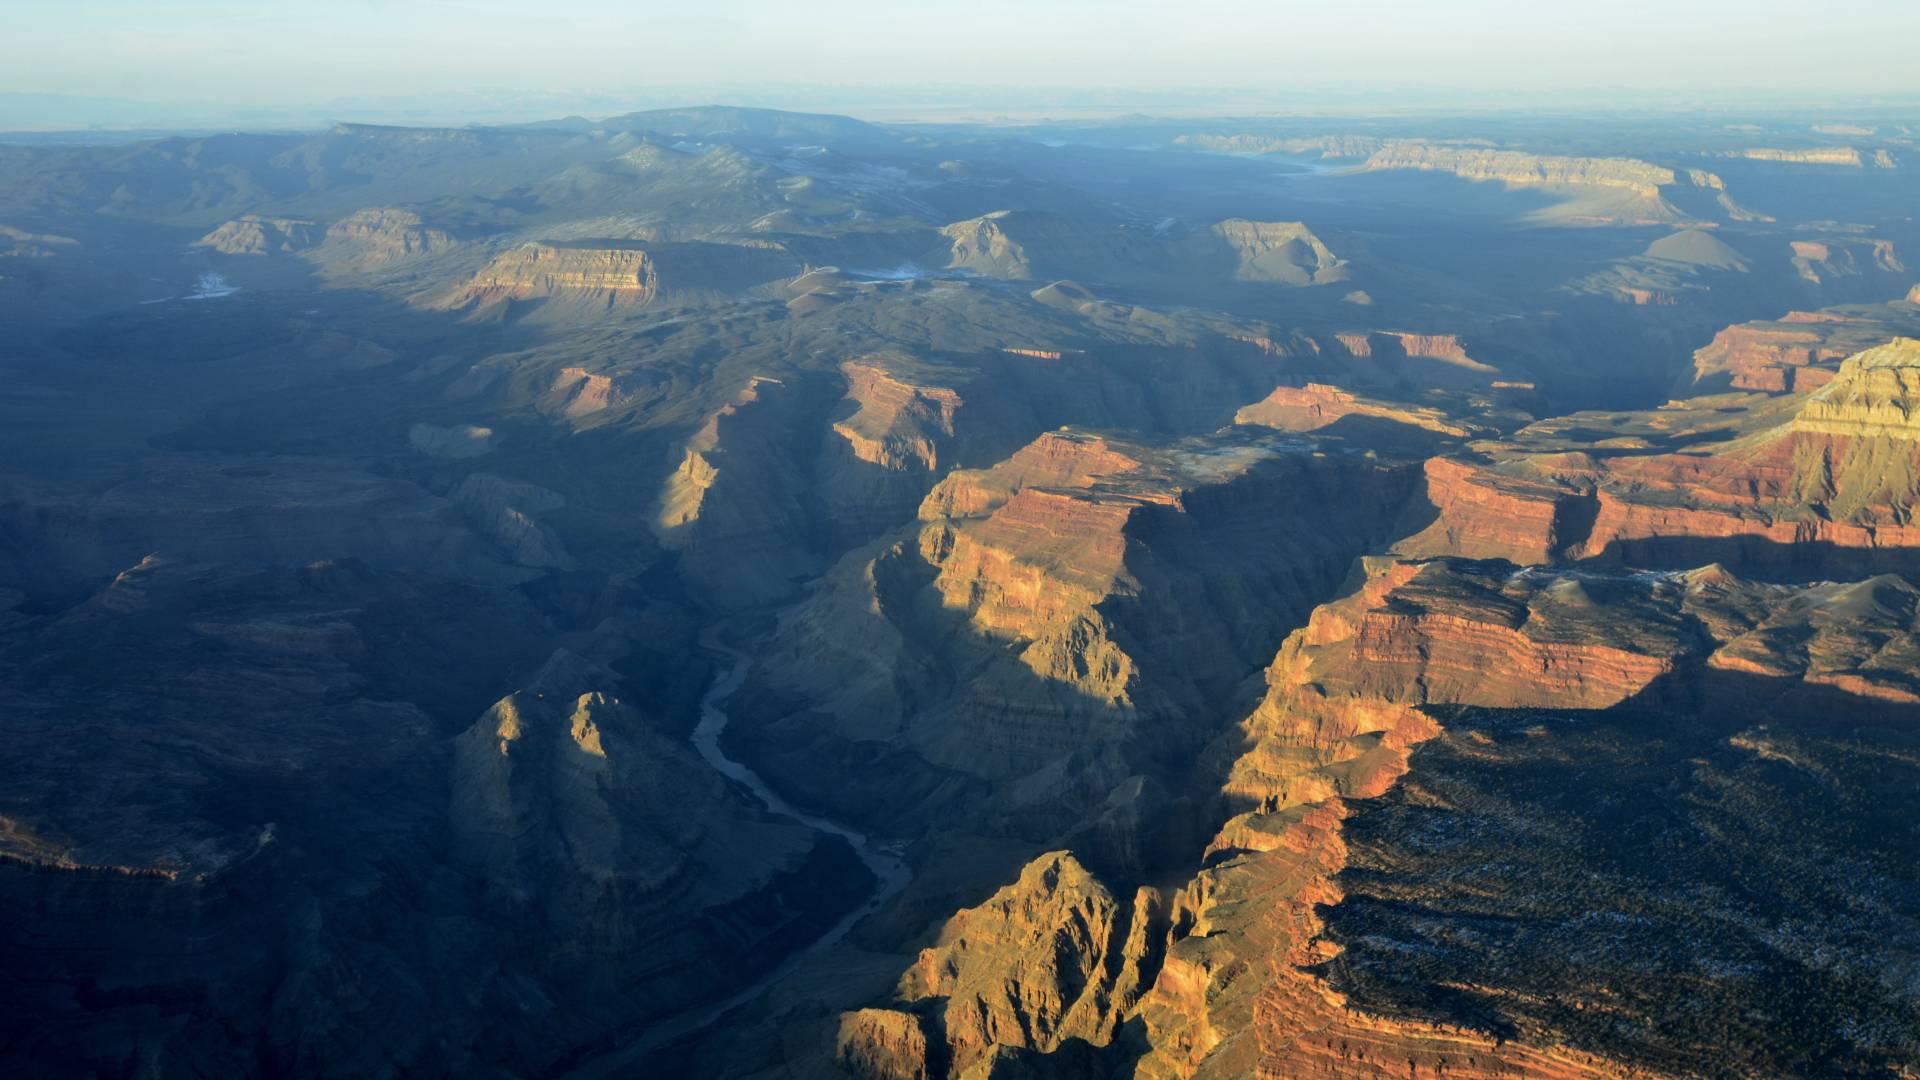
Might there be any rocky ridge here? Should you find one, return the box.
[441,242,658,313]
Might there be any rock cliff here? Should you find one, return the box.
[1207,219,1346,285]
[195,215,320,255]
[441,242,658,313]
[317,207,456,270]
[1235,383,1473,441]
[839,852,1170,1077]
[1789,236,1904,284]
[734,428,1419,851]
[1125,558,1920,1078]
[1691,295,1920,393]
[815,356,976,543]
[1358,142,1739,225]
[1362,143,1678,193]
[1789,336,1920,439]
[654,376,823,609]
[1408,337,1920,576]
[1738,146,1867,166]
[939,211,1345,289]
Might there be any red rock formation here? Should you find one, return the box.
[1235,383,1471,438]
[1111,559,1702,1078]
[1394,457,1585,565]
[918,429,1146,520]
[1560,339,1920,568]
[814,358,971,540]
[1692,301,1920,393]
[442,243,657,313]
[1328,331,1501,389]
[544,366,628,420]
[738,428,1419,836]
[1789,236,1905,284]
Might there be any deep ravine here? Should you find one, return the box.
[568,629,912,1077]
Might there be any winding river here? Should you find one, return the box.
[690,631,914,931]
[569,632,912,1076]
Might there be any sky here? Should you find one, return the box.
[5,0,1919,129]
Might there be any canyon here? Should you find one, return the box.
[3,101,1919,1080]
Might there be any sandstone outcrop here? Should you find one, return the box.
[542,365,631,422]
[1739,147,1866,166]
[1409,337,1920,576]
[195,215,320,255]
[442,242,658,313]
[1234,383,1472,440]
[1789,236,1904,284]
[1358,142,1741,225]
[816,356,974,543]
[1207,219,1346,285]
[735,428,1419,845]
[939,210,1172,284]
[942,211,1042,279]
[1392,455,1586,564]
[838,558,1702,1079]
[654,376,821,609]
[1788,336,1920,439]
[1362,144,1679,192]
[1121,557,1920,1078]
[1328,330,1500,389]
[1584,340,1920,553]
[836,1010,935,1080]
[318,207,455,270]
[840,852,1170,1076]
[939,211,1345,289]
[1691,295,1920,393]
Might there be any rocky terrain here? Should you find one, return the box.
[3,102,1919,1079]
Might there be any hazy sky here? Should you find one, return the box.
[6,0,1920,125]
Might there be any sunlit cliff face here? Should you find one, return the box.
[4,95,1920,1079]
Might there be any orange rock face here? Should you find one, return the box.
[1125,558,1699,1079]
[195,215,320,255]
[544,366,628,421]
[918,429,1147,521]
[313,207,457,275]
[829,555,1920,1078]
[443,242,657,311]
[738,427,1420,843]
[1395,338,1920,576]
[816,358,973,541]
[1393,457,1586,565]
[1692,320,1847,391]
[1691,298,1920,394]
[1234,383,1471,438]
[1120,556,1920,1079]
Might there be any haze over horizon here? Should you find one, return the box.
[7,0,1920,130]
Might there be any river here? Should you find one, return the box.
[567,632,912,1076]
